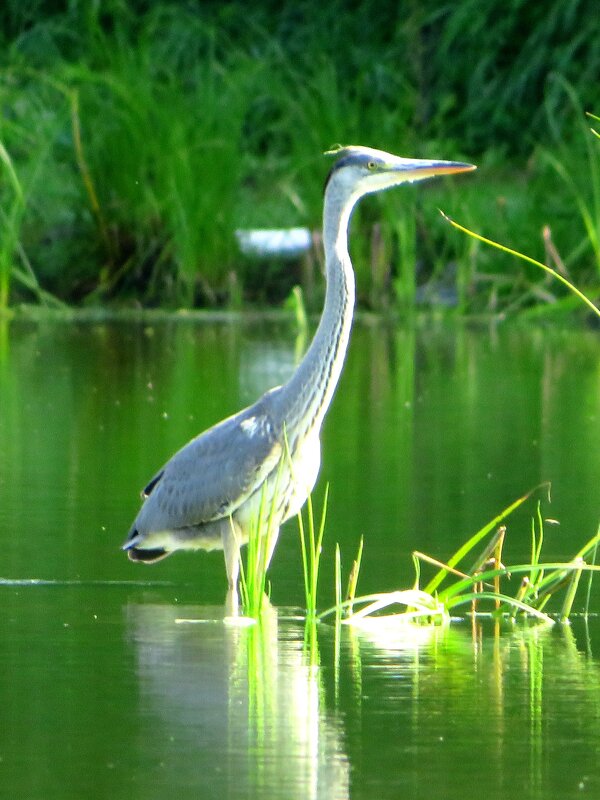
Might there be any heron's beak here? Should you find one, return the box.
[391,158,477,183]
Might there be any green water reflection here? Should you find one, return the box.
[1,317,600,798]
[2,586,600,799]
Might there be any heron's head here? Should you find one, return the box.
[325,145,476,202]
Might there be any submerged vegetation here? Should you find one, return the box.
[1,1,600,313]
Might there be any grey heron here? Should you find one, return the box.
[123,145,475,608]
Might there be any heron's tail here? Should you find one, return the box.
[122,526,169,563]
[126,546,169,563]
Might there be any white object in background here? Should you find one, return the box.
[235,228,312,259]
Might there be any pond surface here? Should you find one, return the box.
[1,315,600,798]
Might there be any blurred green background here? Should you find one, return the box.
[1,0,599,313]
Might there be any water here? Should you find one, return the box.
[1,316,600,799]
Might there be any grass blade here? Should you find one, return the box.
[441,212,600,319]
[423,486,544,595]
[346,536,364,616]
[583,524,600,617]
[560,561,584,622]
[447,591,554,624]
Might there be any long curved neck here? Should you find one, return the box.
[274,176,358,443]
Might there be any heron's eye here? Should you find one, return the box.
[367,161,377,171]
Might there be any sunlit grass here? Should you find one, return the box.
[237,475,329,623]
[238,472,282,620]
[317,486,600,630]
[441,212,600,320]
[237,470,600,630]
[589,112,600,140]
[440,102,600,318]
[297,486,329,621]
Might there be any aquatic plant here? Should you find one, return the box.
[238,463,329,622]
[238,456,600,627]
[237,479,281,620]
[297,486,329,621]
[319,485,600,628]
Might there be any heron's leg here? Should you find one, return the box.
[223,519,241,616]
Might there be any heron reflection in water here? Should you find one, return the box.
[123,146,476,608]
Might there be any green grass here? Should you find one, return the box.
[238,473,283,620]
[323,488,600,628]
[297,485,329,621]
[238,433,330,622]
[442,203,600,322]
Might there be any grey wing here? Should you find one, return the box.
[132,397,282,535]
